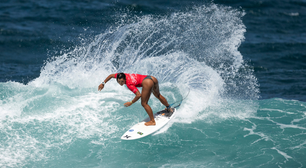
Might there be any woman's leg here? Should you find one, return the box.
[141,79,156,126]
[151,77,171,109]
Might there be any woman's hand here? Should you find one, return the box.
[98,83,104,91]
[124,101,133,107]
[98,74,116,91]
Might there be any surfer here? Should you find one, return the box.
[98,73,173,126]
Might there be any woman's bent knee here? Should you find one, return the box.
[141,101,148,107]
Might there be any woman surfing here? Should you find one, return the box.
[98,73,173,126]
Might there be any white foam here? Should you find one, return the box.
[290,140,306,150]
[243,121,274,145]
[0,82,128,167]
[271,147,293,161]
[265,117,306,131]
[0,4,260,166]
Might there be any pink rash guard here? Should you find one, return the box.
[114,73,147,94]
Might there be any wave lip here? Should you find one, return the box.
[0,4,261,167]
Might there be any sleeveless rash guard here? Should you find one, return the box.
[114,73,147,94]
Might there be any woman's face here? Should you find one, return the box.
[117,78,125,86]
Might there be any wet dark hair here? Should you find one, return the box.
[116,73,126,82]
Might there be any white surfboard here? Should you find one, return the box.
[121,108,176,140]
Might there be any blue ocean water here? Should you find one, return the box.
[1,0,306,167]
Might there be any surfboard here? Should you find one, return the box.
[121,108,176,140]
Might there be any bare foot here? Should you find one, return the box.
[145,120,156,126]
[165,107,174,113]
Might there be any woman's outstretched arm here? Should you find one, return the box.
[98,74,116,91]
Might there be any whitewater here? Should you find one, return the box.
[1,4,305,168]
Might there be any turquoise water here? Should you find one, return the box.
[1,80,306,167]
[1,1,306,167]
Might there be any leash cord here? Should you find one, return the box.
[170,87,190,108]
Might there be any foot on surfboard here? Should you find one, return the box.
[145,120,156,126]
[165,106,174,113]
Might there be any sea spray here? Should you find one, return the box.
[30,4,259,121]
[0,4,260,167]
[32,4,258,99]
